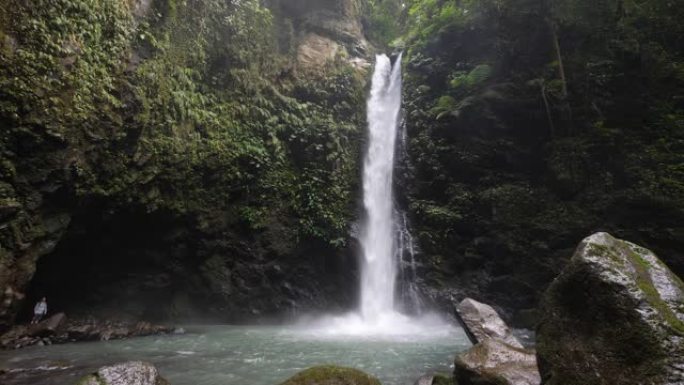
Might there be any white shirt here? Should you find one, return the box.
[34,301,47,315]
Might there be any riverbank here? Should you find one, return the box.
[0,314,175,350]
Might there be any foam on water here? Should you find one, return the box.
[292,312,456,340]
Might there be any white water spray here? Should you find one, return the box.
[294,54,455,338]
[360,53,403,321]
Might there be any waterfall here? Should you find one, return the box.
[298,54,454,337]
[359,53,403,321]
[397,212,424,314]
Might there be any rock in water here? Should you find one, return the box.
[280,365,381,385]
[414,374,435,385]
[537,232,684,385]
[454,339,540,385]
[77,361,168,385]
[453,298,540,385]
[457,298,523,348]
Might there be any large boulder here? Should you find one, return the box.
[453,298,540,385]
[537,232,684,385]
[77,361,168,385]
[454,339,541,385]
[0,312,68,348]
[280,365,381,385]
[457,298,523,348]
[29,312,67,337]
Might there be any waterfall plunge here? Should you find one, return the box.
[295,55,453,338]
[360,53,403,321]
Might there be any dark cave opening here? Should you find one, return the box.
[22,201,361,325]
[23,203,197,323]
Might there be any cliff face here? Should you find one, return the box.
[0,0,372,329]
[399,0,684,322]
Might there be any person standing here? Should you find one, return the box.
[31,297,47,324]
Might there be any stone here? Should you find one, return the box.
[296,33,342,72]
[454,339,541,385]
[432,374,456,385]
[1,317,172,349]
[29,312,67,337]
[457,298,523,348]
[536,232,684,385]
[348,57,371,73]
[280,365,381,385]
[67,324,99,341]
[77,361,168,385]
[302,9,364,44]
[414,374,434,385]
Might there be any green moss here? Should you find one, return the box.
[626,247,684,335]
[75,375,106,385]
[586,243,625,267]
[280,365,381,385]
[432,374,456,385]
[0,0,366,252]
[585,238,684,336]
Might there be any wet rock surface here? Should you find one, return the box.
[454,339,540,385]
[456,298,523,348]
[0,316,173,350]
[414,374,435,385]
[536,232,684,385]
[77,361,168,385]
[0,0,365,332]
[453,298,540,385]
[280,365,381,385]
[413,373,457,385]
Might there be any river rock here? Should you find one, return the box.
[77,361,168,385]
[1,317,172,349]
[414,374,435,385]
[536,232,684,385]
[454,339,540,385]
[414,373,455,385]
[453,297,540,385]
[457,298,523,348]
[30,312,67,337]
[280,365,381,385]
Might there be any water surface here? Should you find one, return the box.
[0,325,470,385]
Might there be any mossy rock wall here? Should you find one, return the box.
[399,0,684,321]
[0,0,371,328]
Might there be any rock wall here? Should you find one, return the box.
[399,0,684,322]
[0,0,373,329]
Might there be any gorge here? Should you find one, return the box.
[0,0,683,384]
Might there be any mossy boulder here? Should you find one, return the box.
[431,373,456,385]
[77,361,168,385]
[413,373,455,385]
[537,232,684,385]
[280,365,381,385]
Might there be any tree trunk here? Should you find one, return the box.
[551,23,568,99]
[541,82,555,138]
